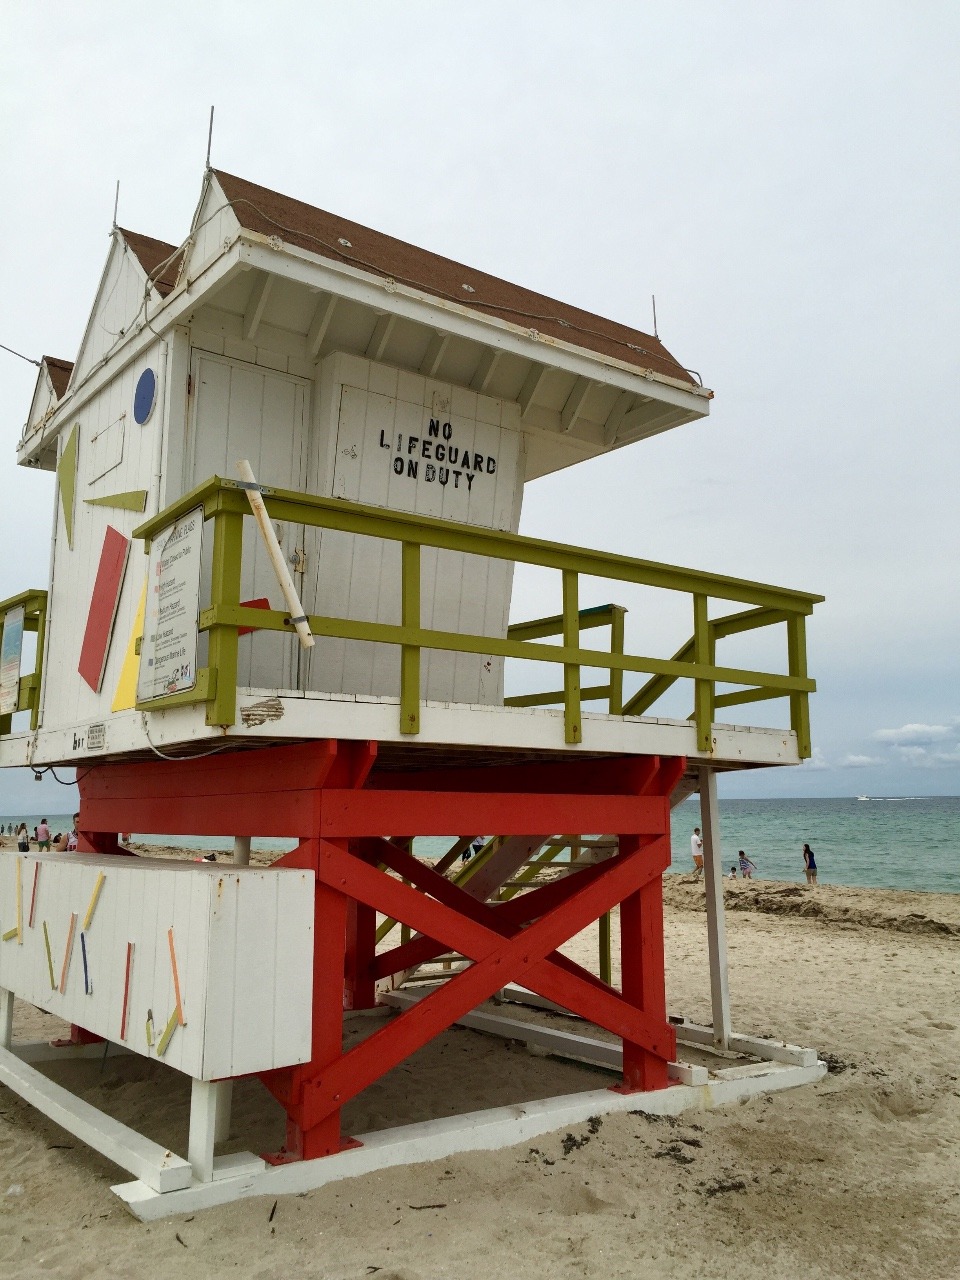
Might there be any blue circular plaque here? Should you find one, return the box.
[133,367,157,424]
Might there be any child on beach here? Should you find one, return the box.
[738,850,757,879]
[729,866,737,879]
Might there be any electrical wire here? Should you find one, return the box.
[139,712,235,762]
[1,342,41,367]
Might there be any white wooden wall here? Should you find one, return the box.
[39,342,165,736]
[301,353,524,704]
[185,350,310,690]
[0,852,313,1080]
[181,175,242,281]
[71,237,152,388]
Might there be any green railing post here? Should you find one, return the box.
[787,613,812,758]
[31,594,47,731]
[693,593,714,753]
[400,541,421,735]
[608,605,625,715]
[562,570,582,744]
[206,507,243,727]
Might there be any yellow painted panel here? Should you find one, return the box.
[56,425,79,549]
[111,579,146,712]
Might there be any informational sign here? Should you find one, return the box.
[136,507,203,702]
[0,606,24,715]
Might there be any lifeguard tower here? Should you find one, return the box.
[0,168,824,1217]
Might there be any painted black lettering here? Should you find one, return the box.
[422,440,432,460]
[486,456,497,474]
[435,444,446,462]
[379,430,390,449]
[393,457,404,475]
[438,467,449,485]
[407,459,418,479]
[442,421,453,440]
[453,470,462,488]
[408,435,419,455]
[425,463,436,481]
[473,452,483,473]
[428,418,441,438]
[465,472,475,491]
[449,447,459,465]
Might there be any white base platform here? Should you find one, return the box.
[0,1006,825,1220]
[113,1060,824,1220]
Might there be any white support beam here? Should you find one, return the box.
[560,376,593,434]
[602,390,635,446]
[233,836,251,865]
[188,1078,221,1183]
[241,273,274,342]
[381,990,709,1085]
[0,988,12,1050]
[306,293,338,358]
[0,1045,193,1193]
[619,402,684,440]
[365,312,396,362]
[518,363,549,419]
[698,766,732,1048]
[419,331,449,377]
[470,348,501,393]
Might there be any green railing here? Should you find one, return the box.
[133,476,821,753]
[0,589,48,736]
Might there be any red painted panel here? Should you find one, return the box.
[77,525,130,692]
[237,597,269,637]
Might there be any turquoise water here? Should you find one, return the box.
[2,796,957,894]
[671,795,960,894]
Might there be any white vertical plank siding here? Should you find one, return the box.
[302,353,526,704]
[187,351,310,691]
[0,853,313,1080]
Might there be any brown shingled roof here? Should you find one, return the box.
[43,356,73,399]
[119,228,184,297]
[213,170,697,386]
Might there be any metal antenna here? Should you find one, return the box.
[651,294,659,340]
[205,105,215,170]
[112,180,120,229]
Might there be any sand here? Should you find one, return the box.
[0,870,958,1279]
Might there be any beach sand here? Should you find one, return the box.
[0,868,958,1279]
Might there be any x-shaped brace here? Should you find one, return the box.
[301,832,672,1131]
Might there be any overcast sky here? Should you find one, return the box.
[1,1,958,811]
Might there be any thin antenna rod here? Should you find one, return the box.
[205,105,215,169]
[0,342,41,368]
[651,294,659,340]
[112,180,120,229]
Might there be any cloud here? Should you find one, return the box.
[873,723,955,746]
[801,747,829,771]
[840,754,881,768]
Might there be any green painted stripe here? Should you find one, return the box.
[85,490,148,512]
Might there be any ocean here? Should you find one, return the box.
[2,796,957,895]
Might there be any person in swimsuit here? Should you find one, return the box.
[738,850,757,879]
[803,842,817,885]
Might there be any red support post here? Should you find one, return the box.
[617,830,670,1092]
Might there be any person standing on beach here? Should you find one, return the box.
[803,842,818,885]
[16,823,29,852]
[690,827,704,873]
[738,850,757,879]
[36,819,51,852]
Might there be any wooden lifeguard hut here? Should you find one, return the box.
[0,167,824,1217]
